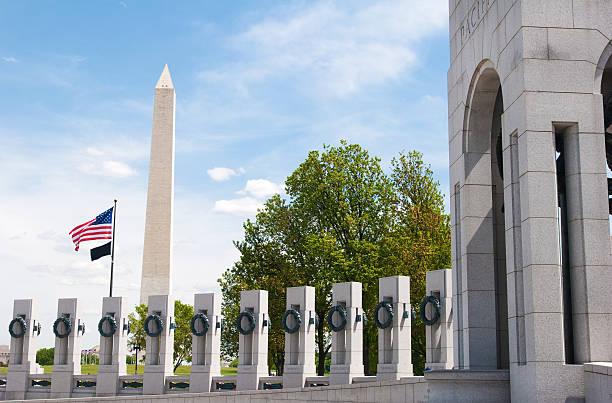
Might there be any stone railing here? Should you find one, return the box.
[2,273,456,400]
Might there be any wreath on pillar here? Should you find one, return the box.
[8,317,27,339]
[419,295,441,326]
[190,313,210,336]
[53,317,72,338]
[327,305,347,332]
[281,309,301,334]
[97,315,117,338]
[144,313,164,337]
[236,311,256,335]
[374,301,393,329]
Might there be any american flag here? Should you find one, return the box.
[69,207,113,251]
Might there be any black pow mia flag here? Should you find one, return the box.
[90,241,111,261]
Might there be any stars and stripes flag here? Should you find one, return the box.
[69,207,114,251]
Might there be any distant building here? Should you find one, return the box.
[0,345,9,365]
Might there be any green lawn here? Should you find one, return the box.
[0,365,237,376]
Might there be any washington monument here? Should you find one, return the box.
[140,65,175,304]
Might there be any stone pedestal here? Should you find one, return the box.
[425,369,510,403]
[236,290,269,391]
[425,269,453,370]
[50,298,83,398]
[189,293,221,393]
[282,286,316,388]
[5,299,42,400]
[96,297,128,397]
[329,282,364,385]
[376,276,413,381]
[143,295,175,395]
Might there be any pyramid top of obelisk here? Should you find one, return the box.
[155,64,174,89]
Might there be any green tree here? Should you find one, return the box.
[127,304,147,362]
[382,151,451,373]
[127,300,194,372]
[219,143,450,376]
[173,300,194,371]
[36,347,54,366]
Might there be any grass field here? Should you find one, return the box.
[0,365,237,376]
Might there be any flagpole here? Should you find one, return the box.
[109,199,117,297]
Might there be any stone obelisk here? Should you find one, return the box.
[140,65,175,304]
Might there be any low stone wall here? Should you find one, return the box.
[584,362,612,403]
[1,377,428,403]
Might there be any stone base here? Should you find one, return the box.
[425,369,510,403]
[5,363,40,401]
[509,362,584,403]
[376,363,413,381]
[5,371,27,400]
[282,364,316,388]
[96,364,124,396]
[190,365,220,393]
[143,365,172,395]
[50,369,76,399]
[329,364,364,385]
[236,365,268,391]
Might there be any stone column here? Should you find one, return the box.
[425,269,454,370]
[5,299,42,400]
[562,124,612,364]
[189,293,221,393]
[143,295,175,395]
[329,282,364,385]
[50,298,83,398]
[376,276,413,381]
[236,290,268,391]
[96,297,128,397]
[140,64,175,305]
[282,286,316,388]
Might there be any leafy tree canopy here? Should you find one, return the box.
[219,142,450,375]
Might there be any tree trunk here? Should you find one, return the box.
[274,348,284,376]
[363,329,370,375]
[317,318,326,375]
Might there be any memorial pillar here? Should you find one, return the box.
[236,290,269,391]
[329,282,364,385]
[50,298,83,398]
[189,292,222,393]
[282,286,316,388]
[425,269,453,370]
[143,295,175,395]
[6,299,42,400]
[96,297,129,396]
[376,276,413,381]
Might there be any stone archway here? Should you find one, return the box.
[596,42,612,227]
[455,60,509,370]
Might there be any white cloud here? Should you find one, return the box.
[86,147,104,156]
[239,179,284,199]
[198,0,448,97]
[80,160,137,178]
[119,1,128,8]
[213,197,262,216]
[2,56,18,63]
[207,167,238,182]
[102,160,137,177]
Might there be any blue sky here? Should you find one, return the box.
[0,1,449,348]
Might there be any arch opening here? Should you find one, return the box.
[600,50,612,227]
[459,64,509,370]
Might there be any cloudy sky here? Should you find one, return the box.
[0,1,450,348]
